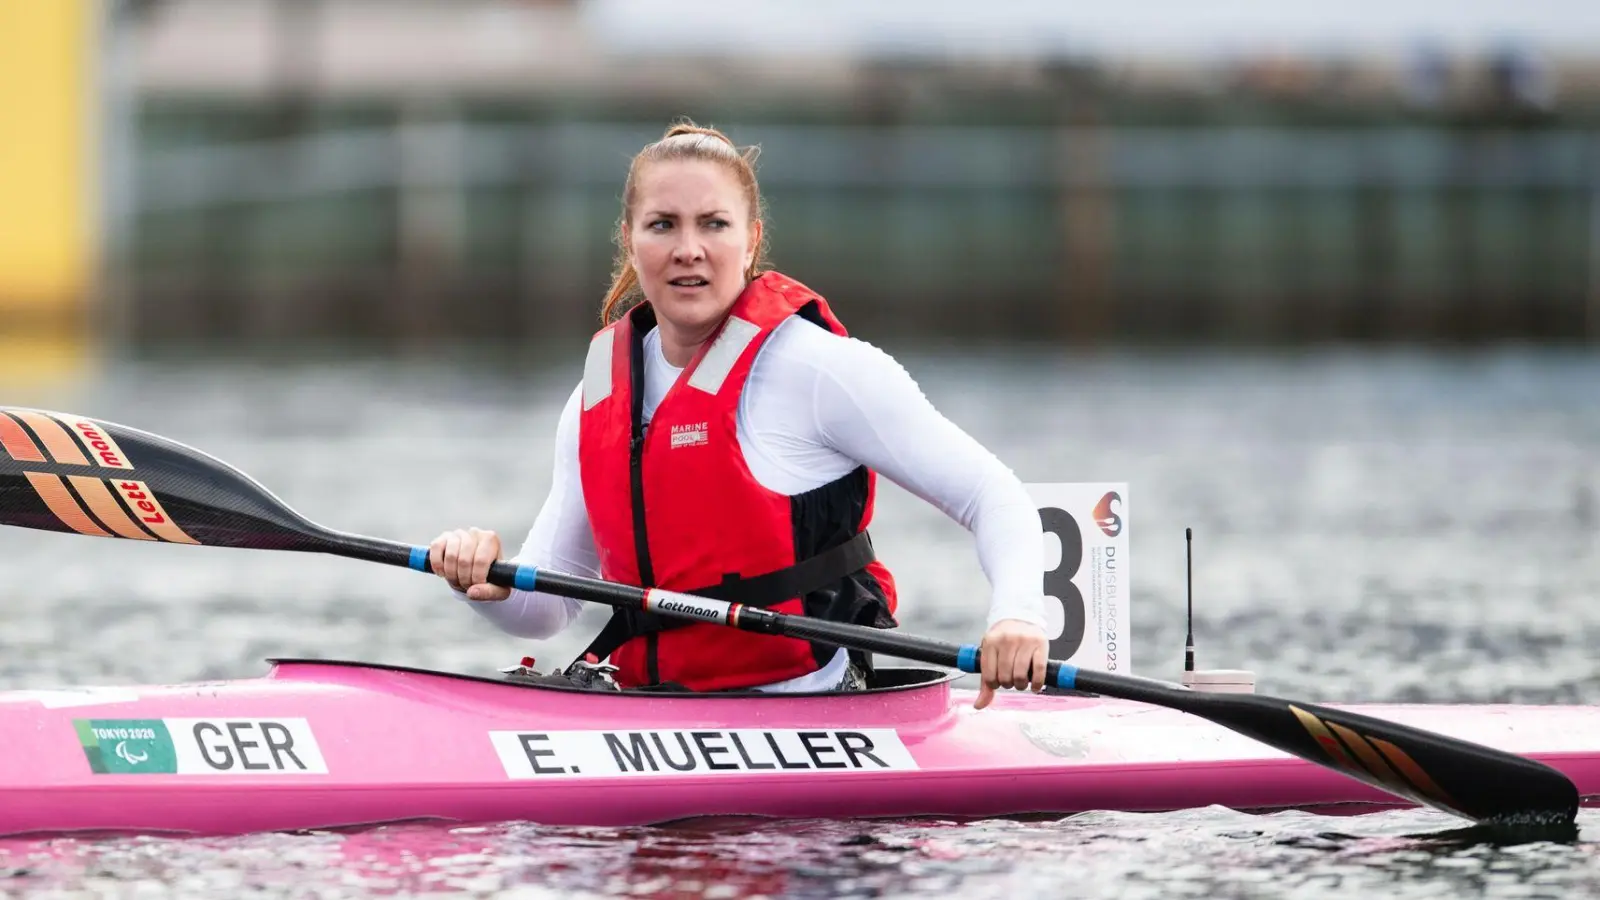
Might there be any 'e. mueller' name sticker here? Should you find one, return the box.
[490,728,917,778]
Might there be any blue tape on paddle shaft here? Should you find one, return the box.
[513,566,539,591]
[408,546,429,572]
[956,645,979,673]
[1054,664,1078,691]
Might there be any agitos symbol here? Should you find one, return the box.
[1289,704,1455,808]
[0,409,197,545]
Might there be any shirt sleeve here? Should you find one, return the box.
[453,382,594,639]
[803,333,1047,630]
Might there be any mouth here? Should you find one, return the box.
[668,276,710,289]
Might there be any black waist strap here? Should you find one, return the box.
[689,530,875,604]
[579,531,876,664]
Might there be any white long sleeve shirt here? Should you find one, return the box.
[457,315,1047,689]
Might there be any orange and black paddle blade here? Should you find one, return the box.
[741,614,1582,827]
[1069,668,1580,827]
[0,406,402,565]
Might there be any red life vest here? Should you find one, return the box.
[577,272,898,691]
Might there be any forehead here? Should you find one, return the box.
[633,159,744,210]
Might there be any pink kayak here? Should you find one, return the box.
[1,658,1598,838]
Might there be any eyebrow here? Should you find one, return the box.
[643,209,732,218]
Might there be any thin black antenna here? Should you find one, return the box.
[1185,527,1195,673]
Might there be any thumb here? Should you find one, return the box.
[973,681,994,710]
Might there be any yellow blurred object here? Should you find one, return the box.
[0,331,93,389]
[0,0,95,355]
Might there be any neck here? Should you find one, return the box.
[656,319,720,368]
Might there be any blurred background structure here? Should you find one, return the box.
[7,0,1600,366]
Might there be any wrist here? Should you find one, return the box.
[986,595,1048,632]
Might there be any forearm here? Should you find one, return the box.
[453,382,596,639]
[457,581,585,639]
[450,510,595,638]
[965,468,1048,629]
[812,340,1046,629]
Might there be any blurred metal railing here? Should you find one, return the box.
[118,119,1600,345]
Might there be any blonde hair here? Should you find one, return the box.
[600,120,770,324]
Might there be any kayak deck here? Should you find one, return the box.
[1,659,1598,837]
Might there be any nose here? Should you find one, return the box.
[671,232,706,265]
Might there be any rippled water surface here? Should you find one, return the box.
[4,811,1600,899]
[3,343,1599,898]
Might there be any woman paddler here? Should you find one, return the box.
[430,120,1048,707]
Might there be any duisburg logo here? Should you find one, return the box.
[1093,491,1123,537]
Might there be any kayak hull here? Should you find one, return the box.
[2,659,1598,837]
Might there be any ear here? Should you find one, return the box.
[620,222,637,268]
[746,218,763,270]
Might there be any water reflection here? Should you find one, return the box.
[0,809,1595,899]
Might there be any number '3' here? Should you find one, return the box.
[1039,506,1085,660]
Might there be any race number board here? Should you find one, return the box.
[1025,483,1129,674]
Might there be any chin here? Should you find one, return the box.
[655,293,737,330]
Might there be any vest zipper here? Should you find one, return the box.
[630,434,663,685]
[629,431,652,586]
[628,324,660,685]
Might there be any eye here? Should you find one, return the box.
[646,219,672,232]
[705,218,730,230]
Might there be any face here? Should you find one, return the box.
[626,159,761,337]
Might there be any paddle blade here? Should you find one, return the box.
[1078,669,1578,825]
[0,407,325,552]
[1257,697,1579,825]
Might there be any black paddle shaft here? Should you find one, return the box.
[502,565,1577,826]
[0,406,1580,827]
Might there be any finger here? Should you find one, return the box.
[442,532,464,590]
[454,532,478,590]
[428,536,446,580]
[974,680,994,710]
[996,641,1020,690]
[470,529,497,588]
[1030,643,1048,692]
[980,639,998,698]
[438,532,455,588]
[464,577,509,602]
[1010,641,1032,691]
